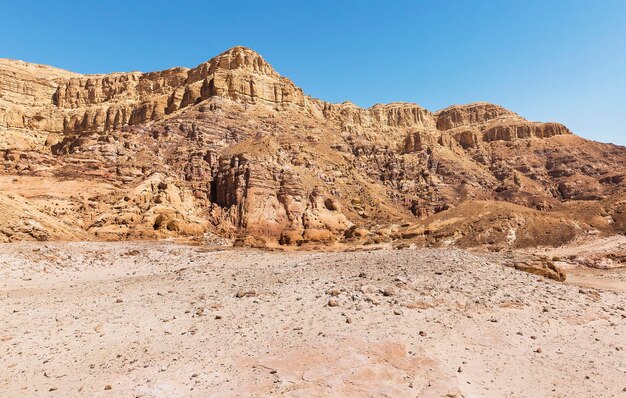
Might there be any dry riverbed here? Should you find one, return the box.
[1,242,625,397]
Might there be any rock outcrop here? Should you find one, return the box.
[0,47,306,141]
[1,47,624,247]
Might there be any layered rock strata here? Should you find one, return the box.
[1,47,624,247]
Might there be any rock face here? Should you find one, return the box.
[1,47,306,143]
[434,103,572,147]
[1,46,625,247]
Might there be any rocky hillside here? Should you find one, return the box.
[1,46,624,247]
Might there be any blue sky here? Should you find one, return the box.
[1,1,624,145]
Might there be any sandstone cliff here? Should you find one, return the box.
[1,47,624,247]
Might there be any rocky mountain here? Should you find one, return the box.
[1,46,624,247]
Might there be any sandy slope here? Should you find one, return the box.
[0,242,625,397]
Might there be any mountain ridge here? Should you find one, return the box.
[0,46,578,128]
[1,46,624,248]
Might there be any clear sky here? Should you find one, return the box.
[1,0,625,145]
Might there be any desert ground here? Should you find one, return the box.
[1,242,625,397]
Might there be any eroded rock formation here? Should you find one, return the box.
[1,46,624,247]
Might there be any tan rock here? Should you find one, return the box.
[0,47,624,248]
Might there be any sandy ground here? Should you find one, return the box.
[1,242,625,398]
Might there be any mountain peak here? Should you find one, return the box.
[206,46,278,77]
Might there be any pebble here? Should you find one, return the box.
[235,290,256,298]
